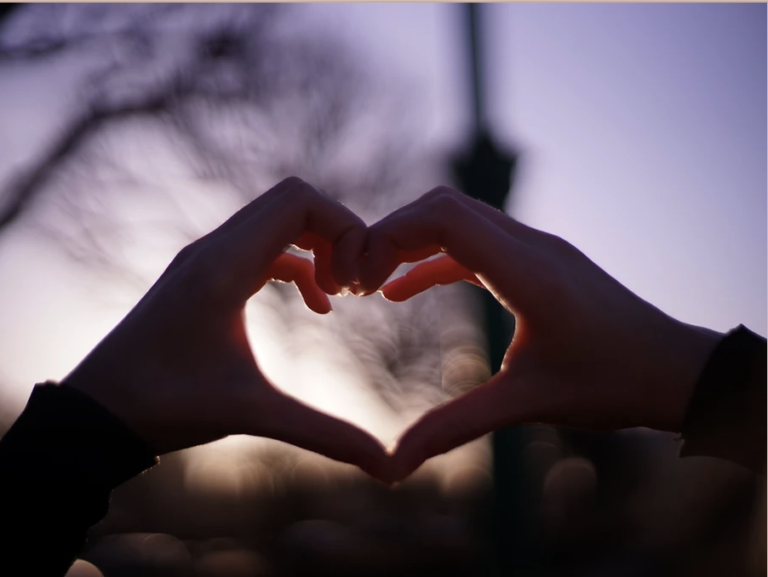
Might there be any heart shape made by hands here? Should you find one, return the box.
[64,178,713,486]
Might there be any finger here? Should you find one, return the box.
[207,177,312,244]
[395,245,445,265]
[252,179,365,284]
[223,178,366,300]
[351,243,443,297]
[359,188,533,297]
[357,242,446,297]
[254,392,394,484]
[448,191,546,245]
[390,372,520,482]
[331,224,366,288]
[381,256,482,302]
[267,254,332,315]
[295,232,342,295]
[169,178,335,276]
[165,180,302,273]
[313,240,343,295]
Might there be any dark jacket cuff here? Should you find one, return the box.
[680,325,766,473]
[0,382,158,520]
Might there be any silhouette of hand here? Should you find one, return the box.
[63,177,391,481]
[358,186,720,482]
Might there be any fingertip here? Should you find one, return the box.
[332,226,366,288]
[296,280,333,314]
[313,247,343,296]
[350,440,398,486]
[318,291,333,314]
[389,456,421,485]
[388,438,425,484]
[380,284,410,303]
[364,462,399,487]
[304,299,332,315]
[316,301,333,315]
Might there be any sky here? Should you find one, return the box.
[0,4,765,466]
[298,2,766,335]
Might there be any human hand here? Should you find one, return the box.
[358,186,721,482]
[62,177,391,481]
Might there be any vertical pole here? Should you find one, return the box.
[467,4,484,130]
[454,4,537,576]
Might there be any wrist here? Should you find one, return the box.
[61,359,158,452]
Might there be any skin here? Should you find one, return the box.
[62,179,721,486]
[62,177,392,482]
[358,186,722,483]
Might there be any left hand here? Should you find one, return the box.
[357,186,719,482]
[63,177,392,482]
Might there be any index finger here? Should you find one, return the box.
[359,187,531,296]
[381,256,482,302]
[224,178,367,299]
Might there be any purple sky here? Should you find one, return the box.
[296,2,766,334]
[489,3,766,334]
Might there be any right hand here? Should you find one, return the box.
[358,186,721,482]
[63,177,392,482]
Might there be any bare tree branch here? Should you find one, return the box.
[0,90,175,231]
[0,3,482,416]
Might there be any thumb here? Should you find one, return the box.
[390,371,522,483]
[381,256,482,302]
[248,388,394,484]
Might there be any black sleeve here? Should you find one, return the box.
[0,383,158,577]
[680,325,767,474]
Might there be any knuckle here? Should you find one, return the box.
[423,185,458,203]
[280,175,306,189]
[281,179,316,205]
[429,189,463,217]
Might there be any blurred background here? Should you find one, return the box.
[0,3,764,577]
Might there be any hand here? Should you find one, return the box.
[358,186,721,482]
[63,177,391,482]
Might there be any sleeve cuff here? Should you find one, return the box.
[0,382,158,494]
[679,325,767,473]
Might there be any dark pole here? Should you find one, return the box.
[452,5,537,576]
[467,4,484,130]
